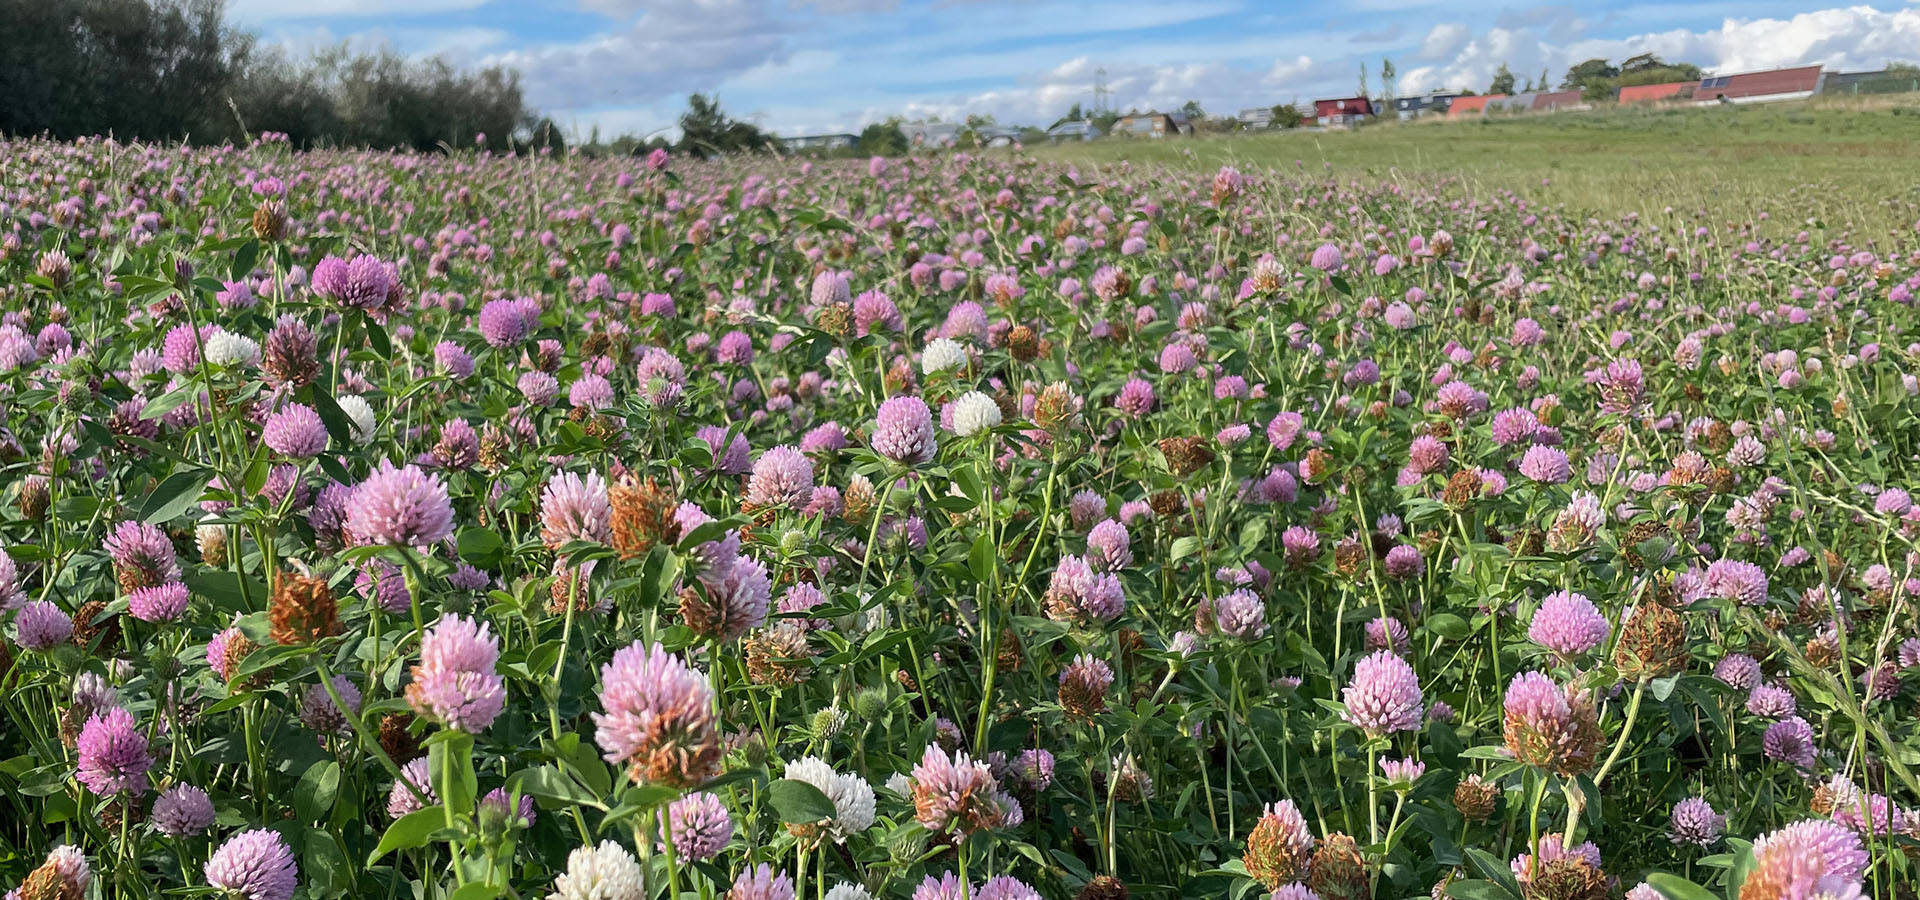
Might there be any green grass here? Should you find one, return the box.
[1033,97,1920,225]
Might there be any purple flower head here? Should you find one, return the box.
[1384,544,1423,580]
[204,829,299,900]
[1714,653,1762,690]
[1746,819,1868,898]
[356,560,411,614]
[667,791,733,861]
[568,374,615,410]
[151,784,216,837]
[853,290,902,336]
[1086,518,1132,571]
[1378,756,1425,789]
[872,396,937,466]
[975,877,1042,900]
[540,471,612,549]
[105,519,180,590]
[1211,589,1268,640]
[311,254,397,311]
[480,788,536,830]
[1310,243,1343,271]
[128,582,189,623]
[1042,554,1125,623]
[1068,489,1106,530]
[1704,558,1768,605]
[1491,408,1539,446]
[1342,650,1423,736]
[1267,411,1304,451]
[915,873,965,900]
[404,613,506,733]
[1365,616,1409,655]
[747,446,814,509]
[14,600,73,650]
[1115,378,1155,417]
[1511,835,1602,885]
[1762,715,1817,769]
[1408,434,1449,474]
[1281,525,1321,567]
[909,744,1019,834]
[478,297,540,347]
[262,403,328,458]
[686,544,770,633]
[1746,683,1797,718]
[1518,445,1571,484]
[76,707,151,795]
[387,757,438,819]
[1016,748,1055,791]
[1669,796,1725,846]
[729,863,797,900]
[299,676,362,734]
[433,341,474,381]
[347,461,455,546]
[1527,591,1610,659]
[593,641,720,787]
[1502,671,1602,775]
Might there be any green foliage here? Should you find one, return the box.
[0,0,536,151]
[228,44,531,151]
[1489,63,1516,96]
[1561,58,1621,91]
[857,120,909,156]
[0,0,244,141]
[677,93,772,158]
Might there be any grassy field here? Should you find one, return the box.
[1034,96,1920,228]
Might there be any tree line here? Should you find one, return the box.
[0,0,559,152]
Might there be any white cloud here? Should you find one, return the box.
[255,24,510,61]
[1398,6,1920,96]
[486,0,794,112]
[228,0,487,24]
[1419,23,1468,60]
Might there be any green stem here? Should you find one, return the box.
[1592,677,1647,788]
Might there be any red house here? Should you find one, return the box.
[1692,65,1825,104]
[1618,81,1693,103]
[1446,95,1501,117]
[1313,97,1375,127]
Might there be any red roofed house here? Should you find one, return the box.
[1447,95,1500,117]
[1692,65,1826,105]
[1618,81,1693,103]
[1531,90,1587,112]
[1313,97,1375,127]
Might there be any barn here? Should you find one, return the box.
[1618,82,1693,103]
[1692,66,1826,105]
[1446,95,1500,117]
[1312,97,1375,127]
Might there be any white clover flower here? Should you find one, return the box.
[784,757,876,842]
[921,337,967,376]
[552,841,643,900]
[203,331,259,367]
[824,884,875,900]
[952,391,1001,437]
[337,394,377,445]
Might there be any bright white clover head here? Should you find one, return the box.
[952,391,1001,438]
[552,841,642,900]
[203,330,259,368]
[783,757,876,842]
[337,394,377,445]
[921,338,967,376]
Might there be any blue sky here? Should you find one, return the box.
[229,0,1920,139]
